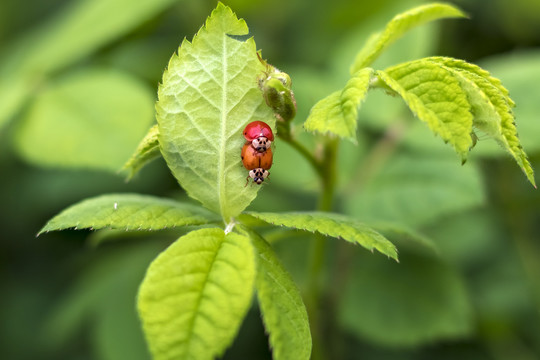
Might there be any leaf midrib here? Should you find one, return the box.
[184,236,224,357]
[218,32,228,222]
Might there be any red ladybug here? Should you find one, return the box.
[241,143,273,171]
[243,121,274,142]
[243,121,274,153]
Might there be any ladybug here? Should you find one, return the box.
[241,143,273,171]
[249,168,269,185]
[243,121,274,142]
[243,121,274,153]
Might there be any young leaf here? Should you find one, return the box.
[14,68,155,171]
[258,55,297,123]
[248,229,312,360]
[122,124,161,180]
[304,67,373,141]
[426,57,535,186]
[156,3,275,222]
[350,3,466,73]
[375,59,474,162]
[245,211,398,260]
[137,228,255,360]
[38,193,218,235]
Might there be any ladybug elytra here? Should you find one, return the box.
[241,143,273,171]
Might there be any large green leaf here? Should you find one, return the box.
[249,230,311,360]
[0,0,179,130]
[245,211,398,260]
[350,3,466,73]
[14,68,154,171]
[304,68,373,141]
[39,193,218,234]
[339,249,473,346]
[376,60,474,161]
[137,228,255,360]
[156,3,275,222]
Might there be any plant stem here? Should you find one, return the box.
[279,132,324,179]
[306,136,338,360]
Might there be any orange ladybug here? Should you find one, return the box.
[241,143,273,171]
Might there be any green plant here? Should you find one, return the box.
[39,2,535,360]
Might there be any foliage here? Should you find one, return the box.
[2,1,539,360]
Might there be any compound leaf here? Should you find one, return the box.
[350,3,466,73]
[248,230,311,360]
[245,211,397,260]
[39,193,218,234]
[138,228,255,360]
[156,3,275,222]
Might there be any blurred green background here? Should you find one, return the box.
[1,0,540,359]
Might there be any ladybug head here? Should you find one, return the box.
[252,136,271,153]
[249,168,269,185]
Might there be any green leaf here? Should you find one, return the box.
[248,230,311,360]
[345,152,485,227]
[245,211,398,260]
[137,228,255,360]
[123,124,161,180]
[14,68,155,171]
[339,249,473,346]
[39,193,218,235]
[156,3,275,222]
[0,0,179,130]
[426,57,535,186]
[479,51,540,156]
[375,59,474,161]
[304,68,373,141]
[350,3,466,73]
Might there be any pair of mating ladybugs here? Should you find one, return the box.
[241,121,274,185]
